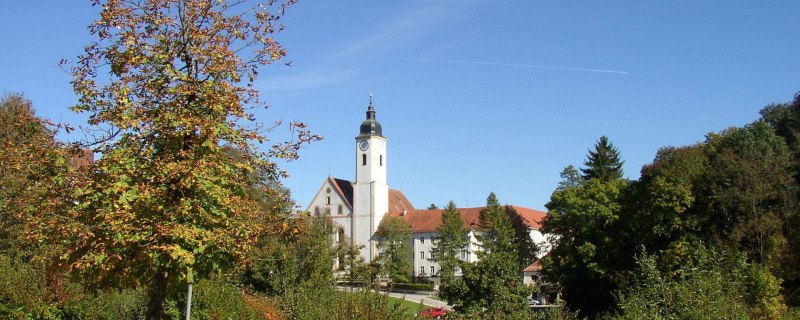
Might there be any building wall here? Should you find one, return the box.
[410,228,549,280]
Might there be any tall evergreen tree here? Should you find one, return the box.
[581,136,624,182]
[432,201,468,302]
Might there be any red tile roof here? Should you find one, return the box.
[387,205,547,233]
[523,260,543,272]
[389,189,415,212]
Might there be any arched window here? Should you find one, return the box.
[362,154,367,166]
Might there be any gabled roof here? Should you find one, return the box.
[387,205,547,233]
[330,177,353,208]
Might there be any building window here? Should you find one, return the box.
[362,154,366,166]
[338,204,343,214]
[420,266,425,275]
[420,251,425,259]
[380,155,383,166]
[430,266,435,275]
[460,249,467,259]
[420,237,425,244]
[326,187,331,194]
[431,251,436,260]
[314,207,320,216]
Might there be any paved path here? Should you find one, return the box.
[385,291,451,309]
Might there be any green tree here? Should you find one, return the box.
[581,136,624,182]
[49,1,317,318]
[703,122,796,266]
[608,247,751,320]
[454,193,533,317]
[244,215,335,295]
[432,201,468,302]
[544,171,629,318]
[376,216,413,283]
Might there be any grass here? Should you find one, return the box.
[386,295,425,317]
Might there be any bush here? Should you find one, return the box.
[190,278,264,320]
[0,254,84,320]
[280,286,413,320]
[389,283,434,291]
[608,249,751,320]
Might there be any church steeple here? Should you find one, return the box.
[354,93,389,261]
[359,94,383,137]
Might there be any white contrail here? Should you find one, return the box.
[297,53,628,74]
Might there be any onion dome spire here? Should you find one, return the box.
[359,93,383,137]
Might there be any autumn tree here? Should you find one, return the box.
[376,216,413,283]
[50,1,317,318]
[432,201,468,302]
[581,136,624,182]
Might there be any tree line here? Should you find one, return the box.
[544,93,800,319]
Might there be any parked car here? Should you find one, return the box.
[418,307,446,319]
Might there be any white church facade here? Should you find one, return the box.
[306,98,548,281]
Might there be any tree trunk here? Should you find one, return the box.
[146,267,170,320]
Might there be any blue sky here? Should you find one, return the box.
[1,1,799,211]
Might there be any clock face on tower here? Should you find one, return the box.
[358,139,369,151]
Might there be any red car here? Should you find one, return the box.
[418,307,446,319]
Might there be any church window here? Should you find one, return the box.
[420,251,425,259]
[362,154,366,166]
[326,196,331,205]
[430,266,435,275]
[338,204,343,214]
[380,155,383,166]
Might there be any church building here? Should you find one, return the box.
[306,97,548,280]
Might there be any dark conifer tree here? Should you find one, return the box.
[581,136,624,182]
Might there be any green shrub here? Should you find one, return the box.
[389,283,434,291]
[280,286,413,320]
[608,249,751,320]
[190,279,262,320]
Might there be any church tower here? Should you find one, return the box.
[353,95,389,260]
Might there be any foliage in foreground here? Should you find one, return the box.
[280,287,414,320]
[607,246,799,320]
